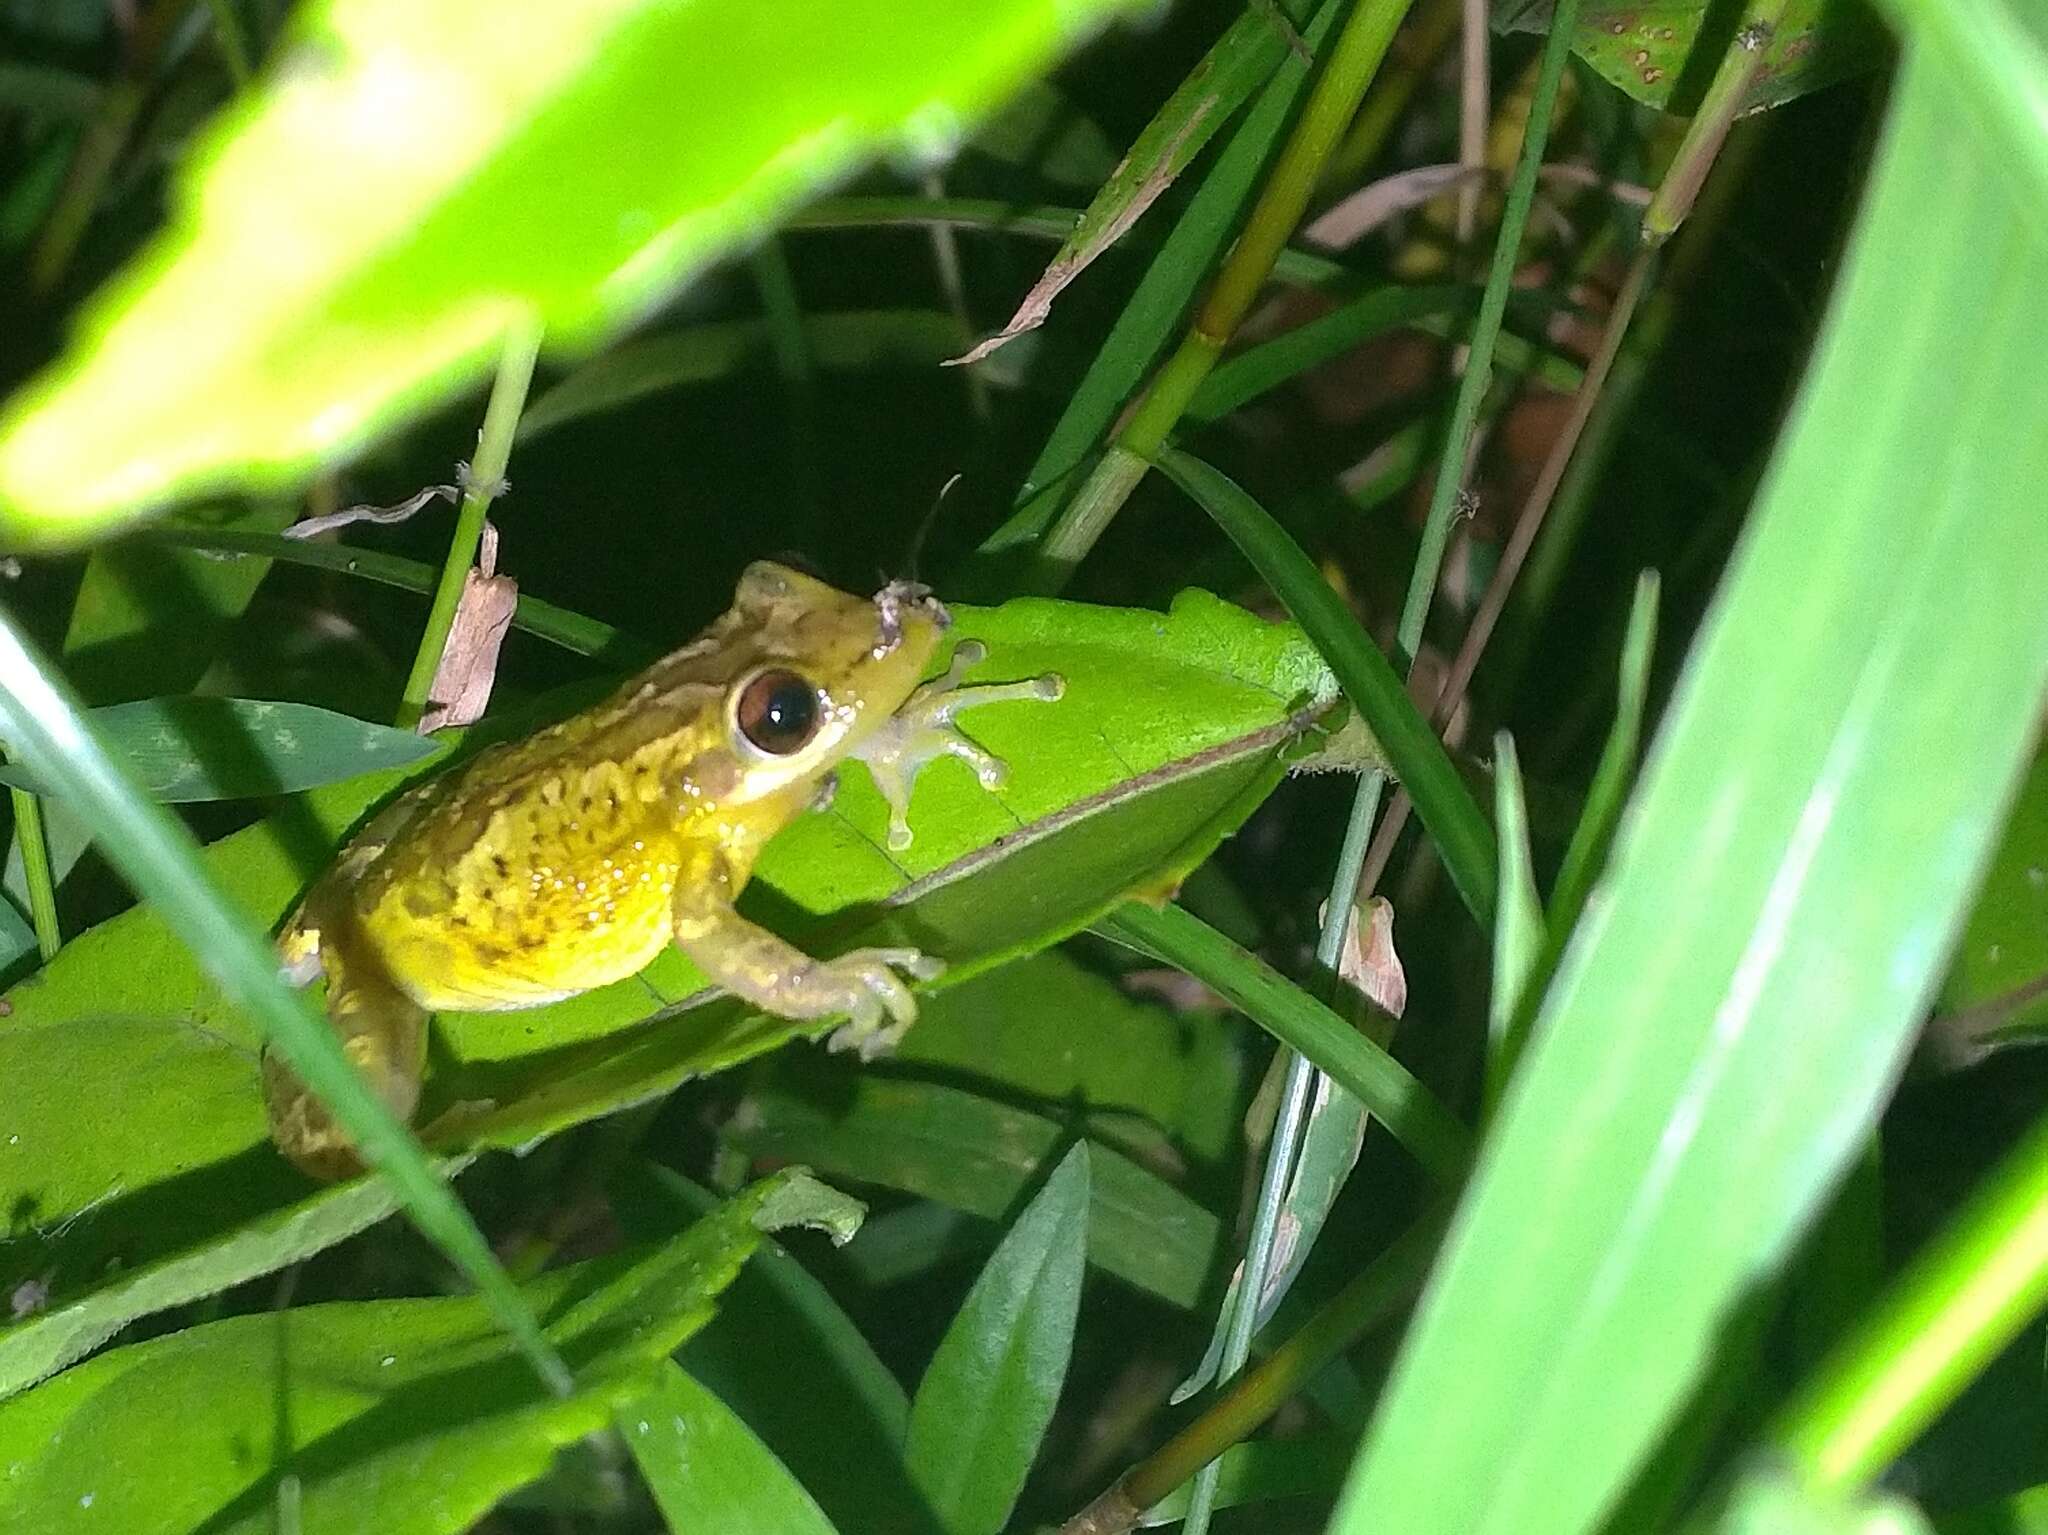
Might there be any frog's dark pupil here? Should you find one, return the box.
[736,669,820,755]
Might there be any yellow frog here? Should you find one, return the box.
[263,561,1063,1178]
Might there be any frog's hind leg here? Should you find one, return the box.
[262,927,429,1180]
[852,640,1064,851]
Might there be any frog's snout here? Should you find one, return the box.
[872,578,951,656]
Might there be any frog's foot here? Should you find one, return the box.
[854,641,1065,851]
[818,947,947,1060]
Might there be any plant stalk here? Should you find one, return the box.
[395,315,544,730]
[6,777,61,960]
[1061,1206,1448,1535]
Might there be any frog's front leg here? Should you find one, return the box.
[853,640,1064,851]
[670,844,941,1059]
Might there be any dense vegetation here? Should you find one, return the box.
[0,1,2042,1532]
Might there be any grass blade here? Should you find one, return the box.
[0,604,570,1396]
[1099,901,1470,1181]
[906,1143,1091,1535]
[1332,40,2048,1535]
[1156,446,1496,924]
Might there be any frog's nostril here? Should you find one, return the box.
[873,578,947,652]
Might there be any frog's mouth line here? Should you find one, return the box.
[871,578,949,656]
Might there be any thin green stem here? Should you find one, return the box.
[6,778,61,960]
[1401,0,1580,667]
[1035,0,1417,581]
[1179,1045,1317,1534]
[396,316,544,729]
[1771,1108,2048,1493]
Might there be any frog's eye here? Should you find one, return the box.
[733,668,822,756]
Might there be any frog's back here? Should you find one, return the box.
[350,666,730,1008]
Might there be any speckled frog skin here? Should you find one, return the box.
[263,561,1062,1178]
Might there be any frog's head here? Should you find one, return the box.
[711,560,949,804]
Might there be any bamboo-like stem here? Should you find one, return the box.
[6,776,61,960]
[1642,1,1787,243]
[1032,0,1419,582]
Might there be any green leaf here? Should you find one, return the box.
[0,1169,812,1535]
[895,947,1244,1165]
[0,0,1152,544]
[954,0,1320,365]
[1100,902,1471,1182]
[0,608,568,1400]
[1547,571,1659,934]
[1156,445,1497,925]
[1493,0,1892,115]
[727,1069,1215,1309]
[0,698,439,802]
[905,1142,1090,1535]
[622,1363,841,1535]
[968,0,1347,572]
[610,1163,923,1533]
[1486,734,1542,1116]
[1332,41,2048,1535]
[0,588,1312,1388]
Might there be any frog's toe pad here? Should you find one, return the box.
[820,947,944,1058]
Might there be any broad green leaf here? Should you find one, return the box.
[621,1363,841,1535]
[905,1143,1089,1535]
[895,947,1243,1165]
[518,309,970,441]
[0,605,566,1400]
[0,0,1151,543]
[0,698,439,802]
[0,1168,836,1535]
[729,1067,1216,1308]
[1494,0,1891,115]
[1333,41,2048,1535]
[0,589,1324,1389]
[610,1163,926,1534]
